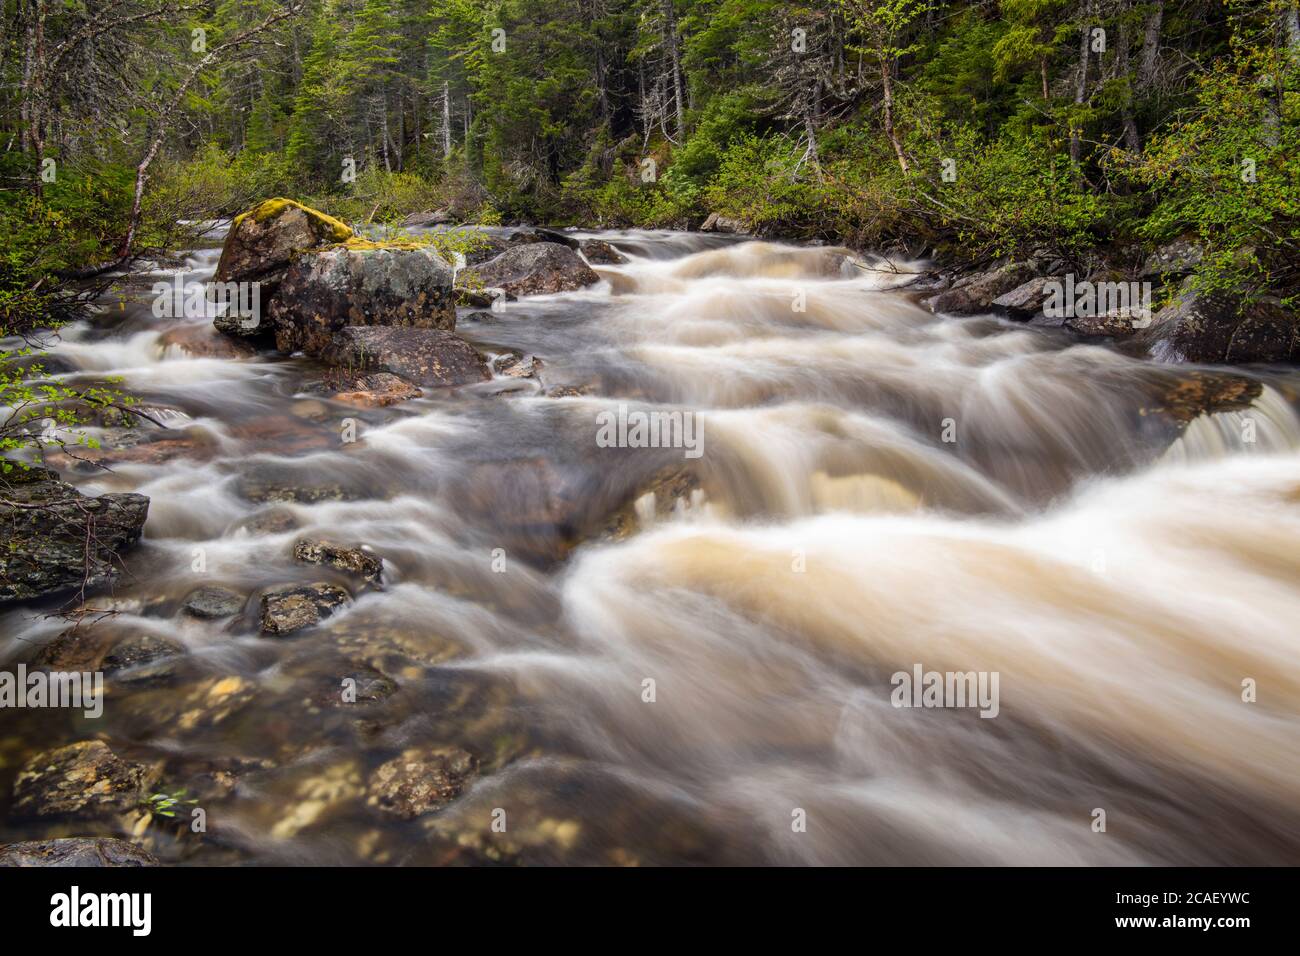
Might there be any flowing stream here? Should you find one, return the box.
[3,227,1300,865]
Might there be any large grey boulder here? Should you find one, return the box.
[468,242,600,297]
[0,467,149,605]
[269,245,456,356]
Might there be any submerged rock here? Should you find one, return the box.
[321,326,490,388]
[579,238,628,264]
[269,244,456,355]
[0,467,149,605]
[366,746,478,819]
[159,323,257,358]
[183,584,245,619]
[328,370,424,407]
[492,353,544,379]
[468,242,600,297]
[102,633,186,682]
[11,741,157,820]
[0,837,159,867]
[293,538,384,588]
[260,582,352,636]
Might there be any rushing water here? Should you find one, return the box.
[3,227,1300,865]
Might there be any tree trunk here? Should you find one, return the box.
[1138,0,1163,87]
[1070,16,1090,166]
[880,59,908,174]
[442,80,452,159]
[661,0,685,140]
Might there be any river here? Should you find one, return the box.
[2,226,1299,865]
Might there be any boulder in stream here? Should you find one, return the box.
[293,538,384,588]
[0,467,149,606]
[580,238,628,264]
[213,198,353,337]
[11,741,158,820]
[320,326,490,388]
[260,581,352,636]
[468,242,600,297]
[1142,283,1300,364]
[269,243,457,356]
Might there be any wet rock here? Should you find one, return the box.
[225,414,333,456]
[183,585,245,619]
[0,837,159,867]
[231,507,300,536]
[235,463,361,504]
[700,212,745,233]
[1065,310,1151,337]
[579,238,628,265]
[492,353,544,379]
[102,633,186,683]
[1143,284,1300,364]
[601,466,704,541]
[401,209,453,228]
[329,371,423,408]
[925,262,1039,315]
[0,467,149,605]
[293,538,384,588]
[12,741,157,820]
[366,747,478,819]
[1144,371,1262,427]
[545,384,594,398]
[992,276,1056,319]
[454,287,514,308]
[468,243,599,297]
[269,244,457,356]
[307,660,397,709]
[214,199,353,337]
[461,309,500,323]
[159,323,257,358]
[1141,239,1204,278]
[48,427,217,470]
[321,326,490,388]
[260,582,352,636]
[29,625,118,670]
[509,227,580,250]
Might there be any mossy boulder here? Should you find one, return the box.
[213,198,354,338]
[268,244,456,356]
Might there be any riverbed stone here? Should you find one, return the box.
[1143,284,1300,364]
[11,741,157,820]
[0,837,159,867]
[183,584,246,619]
[579,238,628,264]
[926,262,1039,315]
[366,746,478,819]
[260,582,352,636]
[320,326,490,388]
[329,371,424,407]
[293,538,384,588]
[0,467,149,606]
[468,243,600,297]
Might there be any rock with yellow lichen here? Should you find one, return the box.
[268,243,457,356]
[213,198,354,338]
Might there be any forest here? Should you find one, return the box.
[1,0,1297,335]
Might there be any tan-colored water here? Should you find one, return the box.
[2,231,1298,865]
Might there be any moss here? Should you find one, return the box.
[233,198,353,242]
[341,236,437,252]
